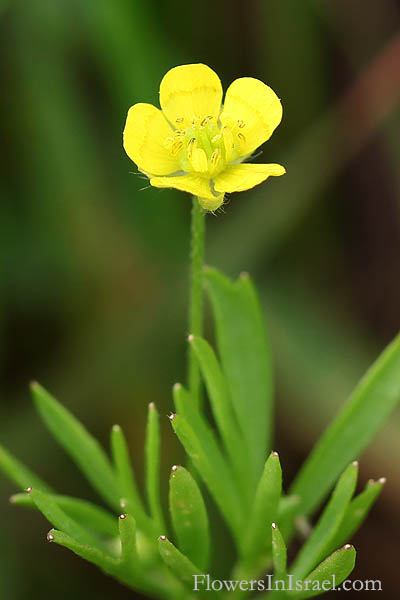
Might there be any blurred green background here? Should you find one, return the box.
[1,0,400,598]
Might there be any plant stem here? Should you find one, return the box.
[188,196,206,407]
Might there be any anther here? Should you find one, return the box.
[237,120,245,128]
[187,138,196,158]
[176,117,184,123]
[201,116,213,126]
[238,132,246,148]
[211,148,221,166]
[171,141,183,155]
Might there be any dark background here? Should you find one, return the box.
[1,0,400,597]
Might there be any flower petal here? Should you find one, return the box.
[123,103,179,176]
[160,64,223,126]
[220,78,283,155]
[150,173,217,200]
[214,163,285,193]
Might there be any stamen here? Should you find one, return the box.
[238,132,246,149]
[201,115,213,126]
[171,140,183,154]
[237,120,245,128]
[187,138,197,159]
[211,148,221,166]
[211,134,222,143]
[176,117,184,123]
[174,130,186,137]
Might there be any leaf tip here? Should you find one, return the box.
[272,451,279,458]
[240,271,249,279]
[352,461,359,468]
[173,382,182,392]
[168,413,176,422]
[47,530,55,543]
[271,522,277,529]
[159,535,167,541]
[343,544,353,550]
[187,334,195,343]
[119,513,127,520]
[112,424,121,432]
[25,487,32,493]
[378,477,387,485]
[171,464,180,473]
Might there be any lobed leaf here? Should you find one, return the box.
[189,335,253,504]
[288,545,356,599]
[0,444,53,493]
[31,382,119,510]
[244,451,282,560]
[10,492,118,537]
[169,465,209,571]
[272,522,287,579]
[145,402,165,533]
[292,462,358,579]
[204,267,273,482]
[158,536,201,587]
[291,332,400,517]
[110,424,152,533]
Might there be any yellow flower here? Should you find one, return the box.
[123,64,285,211]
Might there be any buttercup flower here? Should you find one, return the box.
[123,64,285,211]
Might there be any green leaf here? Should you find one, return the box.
[48,529,119,577]
[169,400,242,543]
[31,382,119,510]
[145,402,165,533]
[288,545,356,599]
[118,513,137,569]
[290,333,400,517]
[278,494,301,541]
[158,536,201,587]
[169,465,209,571]
[0,443,53,493]
[244,451,282,560]
[28,488,106,550]
[327,477,385,553]
[204,267,273,481]
[110,424,152,533]
[292,462,358,579]
[189,335,253,504]
[272,522,287,579]
[10,492,118,538]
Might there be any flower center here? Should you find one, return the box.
[164,116,247,177]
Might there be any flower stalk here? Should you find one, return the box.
[188,197,206,406]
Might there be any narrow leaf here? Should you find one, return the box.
[10,493,118,537]
[190,335,254,501]
[110,425,151,533]
[29,488,105,550]
[169,409,242,542]
[169,465,209,571]
[31,382,119,509]
[244,451,282,559]
[145,402,165,533]
[118,513,137,569]
[0,444,53,493]
[272,522,287,579]
[292,462,358,578]
[327,477,385,553]
[291,332,400,517]
[48,529,119,577]
[204,267,273,480]
[288,545,356,599]
[158,536,201,587]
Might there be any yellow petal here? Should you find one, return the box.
[123,103,179,176]
[214,163,286,193]
[150,174,224,211]
[220,78,283,155]
[160,64,223,125]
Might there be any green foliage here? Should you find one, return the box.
[0,267,398,599]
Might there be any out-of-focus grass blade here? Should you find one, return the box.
[48,529,119,577]
[278,494,300,541]
[288,545,356,599]
[110,424,151,533]
[0,444,53,493]
[244,451,282,560]
[31,382,119,510]
[291,333,400,517]
[189,335,253,503]
[29,488,104,550]
[272,522,287,579]
[145,402,165,533]
[118,513,137,570]
[169,465,209,571]
[327,477,385,554]
[204,267,273,482]
[10,493,118,538]
[292,462,358,579]
[169,408,242,543]
[158,536,201,587]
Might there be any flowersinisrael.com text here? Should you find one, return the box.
[192,574,382,593]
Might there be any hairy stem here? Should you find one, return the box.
[187,197,206,406]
